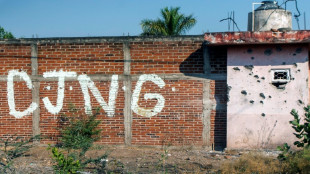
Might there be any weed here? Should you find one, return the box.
[0,135,40,173]
[49,145,81,174]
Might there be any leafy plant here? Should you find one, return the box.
[281,147,310,174]
[277,143,292,161]
[290,106,310,148]
[60,106,101,158]
[49,146,81,174]
[0,135,40,173]
[50,105,110,173]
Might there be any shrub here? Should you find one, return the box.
[60,107,101,157]
[290,106,310,148]
[281,147,310,174]
[49,146,81,174]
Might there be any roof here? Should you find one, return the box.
[204,30,310,45]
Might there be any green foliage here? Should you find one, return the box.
[0,135,40,173]
[141,7,196,36]
[277,143,292,161]
[50,105,110,173]
[60,107,101,157]
[0,26,15,39]
[49,146,81,174]
[281,147,310,174]
[290,106,310,148]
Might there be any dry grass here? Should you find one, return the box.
[220,152,282,174]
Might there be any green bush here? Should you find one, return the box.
[50,106,110,173]
[49,146,81,174]
[281,147,310,174]
[60,107,101,157]
[290,106,310,148]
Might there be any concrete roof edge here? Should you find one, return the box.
[0,35,204,44]
[204,30,310,45]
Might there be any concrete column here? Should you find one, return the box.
[123,41,132,145]
[202,80,212,148]
[202,41,212,148]
[31,44,40,140]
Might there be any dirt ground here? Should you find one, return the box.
[9,145,278,174]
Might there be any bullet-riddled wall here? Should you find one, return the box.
[227,44,309,149]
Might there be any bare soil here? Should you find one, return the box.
[9,145,277,174]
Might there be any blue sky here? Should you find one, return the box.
[0,0,309,38]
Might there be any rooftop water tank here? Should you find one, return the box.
[248,0,292,31]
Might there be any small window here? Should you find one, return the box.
[271,69,290,83]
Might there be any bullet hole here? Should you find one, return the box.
[251,57,255,60]
[293,53,297,56]
[276,46,282,52]
[244,65,254,70]
[294,63,298,67]
[250,100,254,104]
[227,86,232,92]
[284,100,287,103]
[254,75,259,79]
[269,95,272,98]
[261,77,265,80]
[261,113,266,117]
[296,48,302,54]
[0,49,3,53]
[260,93,266,99]
[282,62,286,65]
[247,49,253,53]
[233,67,240,71]
[298,69,301,72]
[249,73,252,76]
[260,101,264,104]
[298,100,303,104]
[241,90,247,95]
[264,49,272,56]
[257,80,261,83]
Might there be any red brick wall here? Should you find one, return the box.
[0,44,31,75]
[37,43,124,74]
[132,80,204,146]
[131,41,203,74]
[0,37,227,148]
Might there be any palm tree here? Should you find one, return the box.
[141,7,196,36]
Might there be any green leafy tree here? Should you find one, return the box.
[0,26,14,39]
[141,7,196,36]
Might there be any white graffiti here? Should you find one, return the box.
[78,74,119,117]
[6,70,166,119]
[42,70,77,114]
[7,70,38,118]
[131,74,165,117]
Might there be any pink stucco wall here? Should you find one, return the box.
[227,44,309,149]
